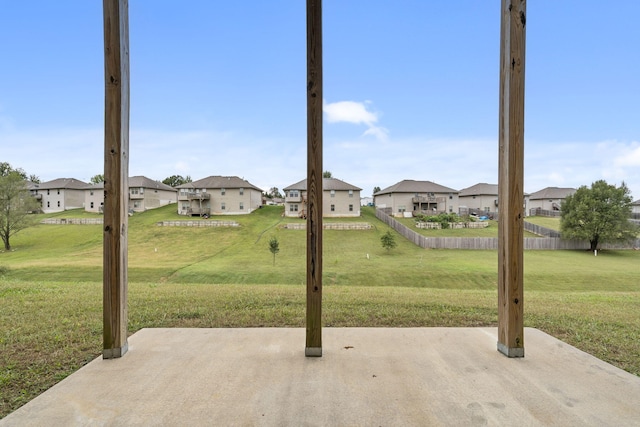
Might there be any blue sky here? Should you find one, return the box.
[1,1,638,199]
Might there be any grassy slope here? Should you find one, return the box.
[1,205,639,417]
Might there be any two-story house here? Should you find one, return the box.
[34,178,88,213]
[373,179,459,217]
[176,176,263,216]
[528,187,576,213]
[84,176,177,213]
[283,178,362,218]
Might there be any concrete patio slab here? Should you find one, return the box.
[2,327,639,426]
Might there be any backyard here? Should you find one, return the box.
[1,205,639,417]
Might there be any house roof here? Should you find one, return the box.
[528,187,576,200]
[36,178,88,190]
[129,176,176,192]
[283,178,362,192]
[374,180,457,196]
[458,183,498,197]
[176,176,262,192]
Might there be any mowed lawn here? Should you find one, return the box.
[1,205,639,417]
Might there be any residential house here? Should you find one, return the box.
[373,179,459,217]
[128,176,177,212]
[528,187,576,213]
[34,178,88,213]
[84,176,177,213]
[176,176,263,216]
[283,178,362,218]
[458,183,530,216]
[631,199,640,215]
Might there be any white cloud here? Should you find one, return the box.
[323,100,389,141]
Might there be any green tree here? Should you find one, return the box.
[267,187,283,198]
[322,171,332,178]
[373,186,381,194]
[1,171,40,250]
[560,180,638,251]
[380,230,397,252]
[162,175,192,187]
[268,236,280,265]
[90,174,105,184]
[28,174,41,184]
[0,162,27,179]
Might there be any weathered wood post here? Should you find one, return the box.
[305,0,323,357]
[102,0,129,359]
[498,0,526,357]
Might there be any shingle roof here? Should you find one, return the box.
[283,178,362,191]
[176,176,262,192]
[129,176,176,192]
[374,180,457,196]
[37,178,88,190]
[632,199,640,205]
[528,187,576,200]
[458,183,498,197]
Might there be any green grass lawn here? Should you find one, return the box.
[1,204,639,418]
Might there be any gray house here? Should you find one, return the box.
[459,182,530,216]
[32,178,88,213]
[528,187,576,212]
[176,176,263,216]
[374,179,459,217]
[84,176,177,213]
[283,178,362,218]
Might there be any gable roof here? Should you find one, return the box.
[37,178,88,190]
[283,178,362,192]
[632,199,640,206]
[459,183,498,197]
[176,176,262,192]
[374,179,457,196]
[129,176,176,192]
[528,187,576,200]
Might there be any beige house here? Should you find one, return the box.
[32,178,88,213]
[458,182,530,217]
[283,178,362,218]
[528,187,576,212]
[373,179,459,217]
[84,176,177,213]
[632,199,640,214]
[176,176,263,216]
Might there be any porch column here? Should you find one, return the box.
[497,0,526,357]
[305,0,323,357]
[102,0,130,359]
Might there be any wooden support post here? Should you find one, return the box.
[102,0,129,359]
[305,0,323,357]
[498,0,526,358]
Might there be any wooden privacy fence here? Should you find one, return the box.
[41,218,104,225]
[523,221,561,237]
[376,208,640,250]
[157,220,240,227]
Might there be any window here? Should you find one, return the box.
[221,202,226,210]
[90,202,94,208]
[331,204,335,212]
[349,190,353,198]
[181,203,189,211]
[398,206,406,213]
[289,190,299,198]
[90,190,94,196]
[134,201,141,208]
[47,201,50,208]
[47,189,50,195]
[349,204,353,212]
[57,201,60,207]
[57,190,60,195]
[239,202,244,210]
[239,188,244,196]
[449,193,453,199]
[221,188,226,196]
[473,196,476,199]
[449,206,453,212]
[290,204,298,212]
[330,190,335,198]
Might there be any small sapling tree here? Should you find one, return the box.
[380,230,397,252]
[268,236,280,265]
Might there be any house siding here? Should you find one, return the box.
[283,178,362,218]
